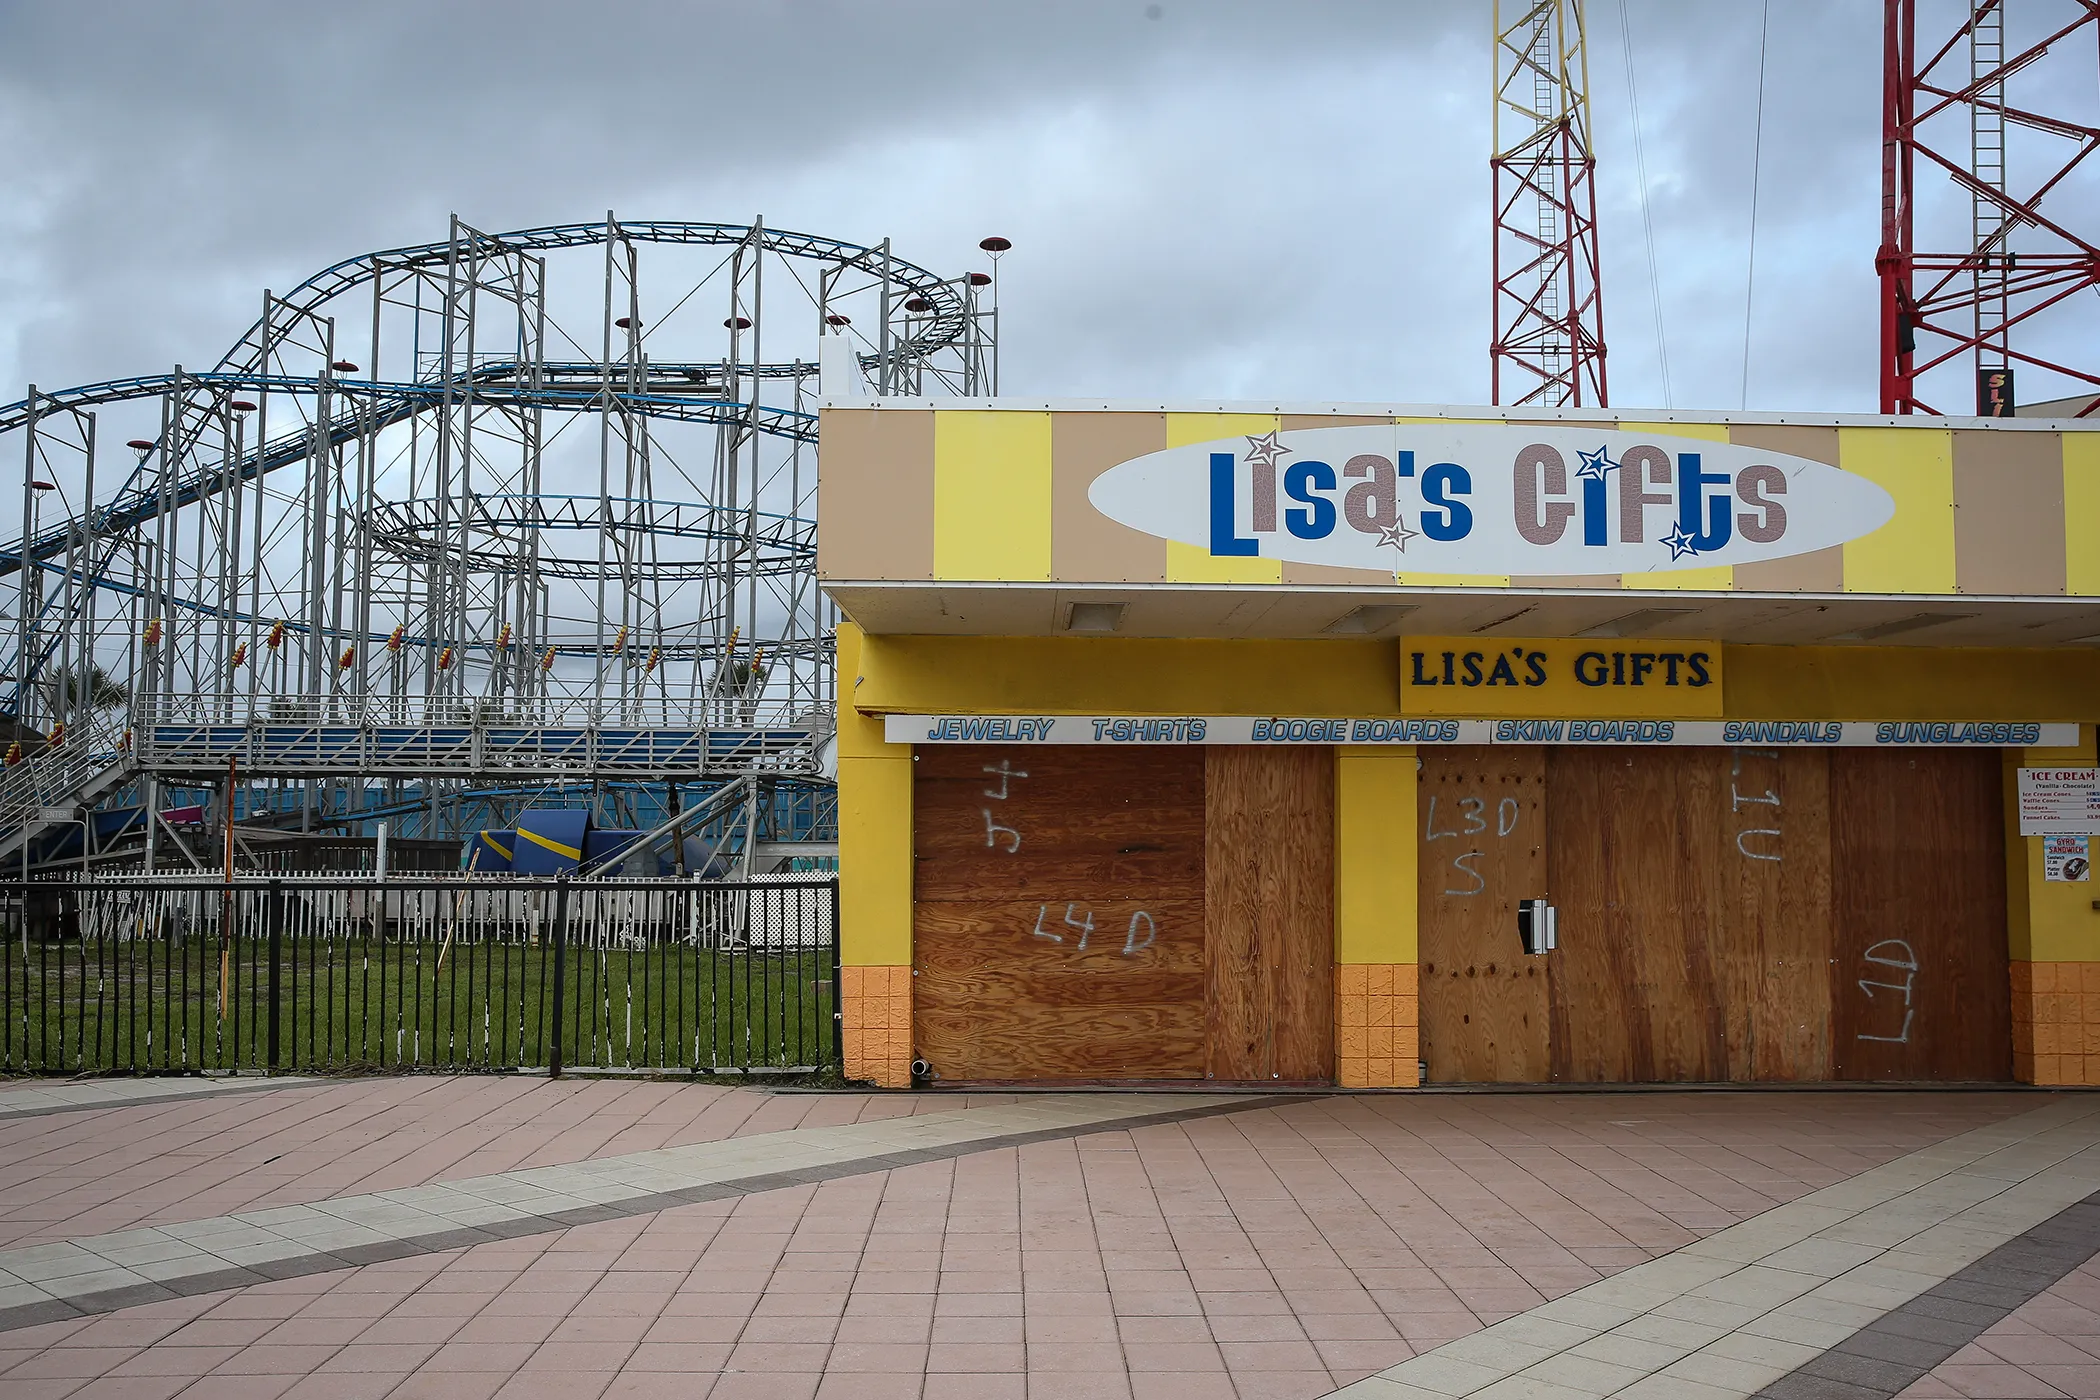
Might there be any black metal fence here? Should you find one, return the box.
[0,876,840,1076]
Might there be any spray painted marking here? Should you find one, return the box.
[1031,903,1158,958]
[1425,790,1524,897]
[1731,748,1784,863]
[1857,939,1920,1045]
[980,761,1027,852]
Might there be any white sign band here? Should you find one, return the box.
[887,715,2076,749]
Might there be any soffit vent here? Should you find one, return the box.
[1825,611,1978,642]
[1576,607,1701,638]
[1064,601,1126,634]
[1323,604,1416,635]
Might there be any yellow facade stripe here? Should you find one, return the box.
[2066,431,2100,596]
[1621,420,1734,591]
[838,753,913,966]
[1163,413,1283,584]
[1394,571,1511,587]
[1336,749,1418,964]
[480,836,512,861]
[515,827,581,860]
[835,625,914,967]
[854,633,2100,723]
[2010,726,2099,963]
[933,411,1052,582]
[1841,426,1956,594]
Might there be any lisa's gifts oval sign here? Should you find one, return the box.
[1087,424,1895,574]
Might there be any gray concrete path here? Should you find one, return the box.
[0,1074,321,1120]
[1328,1097,2100,1399]
[0,1092,1254,1331]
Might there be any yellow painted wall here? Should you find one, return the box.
[1163,413,1283,584]
[836,623,913,967]
[1841,426,1957,593]
[2009,726,2100,964]
[1724,645,2100,722]
[856,634,1401,717]
[1336,749,1418,964]
[854,632,2100,725]
[933,411,1052,582]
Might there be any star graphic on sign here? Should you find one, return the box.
[1576,445,1619,481]
[1243,431,1290,469]
[1659,522,1702,561]
[1377,516,1420,552]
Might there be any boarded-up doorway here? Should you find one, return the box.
[1830,749,2011,1082]
[910,744,1334,1084]
[1417,748,1550,1083]
[1205,748,1336,1084]
[1417,744,2010,1084]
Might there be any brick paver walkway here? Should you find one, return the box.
[0,1077,1014,1250]
[1897,1256,2100,1399]
[0,1079,2054,1399]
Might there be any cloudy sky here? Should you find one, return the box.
[1,0,2093,418]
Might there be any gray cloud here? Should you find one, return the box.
[1,0,2092,417]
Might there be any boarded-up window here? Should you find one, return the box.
[911,746,1207,1082]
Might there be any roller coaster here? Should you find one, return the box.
[0,215,1001,874]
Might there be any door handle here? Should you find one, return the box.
[1517,898,1557,956]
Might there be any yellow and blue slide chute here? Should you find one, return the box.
[472,829,515,873]
[511,808,590,875]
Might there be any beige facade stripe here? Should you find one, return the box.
[1953,427,2068,597]
[1049,412,1168,584]
[1728,424,1847,594]
[815,409,935,582]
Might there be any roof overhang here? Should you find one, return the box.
[823,580,2100,650]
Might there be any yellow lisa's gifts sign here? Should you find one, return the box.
[1398,636,1723,718]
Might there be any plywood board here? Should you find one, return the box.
[1830,750,2012,1082]
[1717,748,1836,1081]
[1416,748,1552,1082]
[1205,747,1336,1083]
[1547,748,1730,1082]
[912,745,1206,1081]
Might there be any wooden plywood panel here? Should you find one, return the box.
[1831,750,2012,1082]
[1716,749,1835,1082]
[1547,748,1730,1082]
[913,901,1206,1079]
[1417,748,1551,1083]
[912,745,1206,1082]
[914,746,1204,902]
[1205,747,1335,1083]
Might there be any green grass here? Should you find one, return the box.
[0,936,837,1074]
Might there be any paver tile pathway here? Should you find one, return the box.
[0,1079,2046,1399]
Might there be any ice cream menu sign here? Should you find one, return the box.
[2017,768,2100,836]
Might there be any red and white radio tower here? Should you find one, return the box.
[1878,1,2100,417]
[1490,0,1608,409]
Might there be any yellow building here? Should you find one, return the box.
[821,402,2100,1091]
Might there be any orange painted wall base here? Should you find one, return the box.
[2011,961,2100,1086]
[1338,964,1420,1089]
[842,965,913,1088]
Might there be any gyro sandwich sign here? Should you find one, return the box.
[1087,423,1895,574]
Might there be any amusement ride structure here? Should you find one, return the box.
[0,217,1002,874]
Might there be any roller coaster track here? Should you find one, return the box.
[0,218,964,580]
[0,218,962,860]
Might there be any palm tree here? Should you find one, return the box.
[53,662,128,714]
